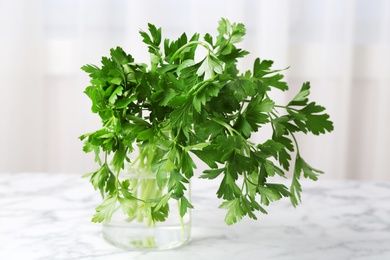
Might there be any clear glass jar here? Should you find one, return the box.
[102,169,191,250]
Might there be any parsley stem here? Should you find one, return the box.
[211,118,236,136]
[242,172,249,195]
[177,200,185,232]
[170,41,213,62]
[289,130,301,157]
[274,105,300,112]
[245,177,258,188]
[187,75,218,97]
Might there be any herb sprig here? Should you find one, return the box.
[80,18,333,225]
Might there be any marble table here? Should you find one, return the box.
[0,172,389,260]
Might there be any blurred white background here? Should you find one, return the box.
[0,0,389,180]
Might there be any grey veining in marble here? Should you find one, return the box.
[0,173,389,260]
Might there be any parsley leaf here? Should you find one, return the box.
[92,195,118,223]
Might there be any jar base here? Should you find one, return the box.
[102,223,191,250]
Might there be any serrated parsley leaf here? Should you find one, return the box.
[92,195,117,223]
[199,168,224,179]
[179,196,194,217]
[253,58,273,78]
[300,156,324,181]
[290,157,303,207]
[288,82,311,106]
[227,77,257,100]
[219,198,244,226]
[272,136,294,170]
[110,46,134,65]
[196,55,223,80]
[261,73,288,91]
[118,196,135,218]
[244,96,273,131]
[299,102,334,135]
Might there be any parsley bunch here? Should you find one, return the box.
[80,18,333,226]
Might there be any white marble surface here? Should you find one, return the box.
[0,172,390,260]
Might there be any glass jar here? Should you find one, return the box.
[102,168,191,250]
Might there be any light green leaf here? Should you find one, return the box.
[108,86,123,104]
[179,196,193,217]
[219,198,244,226]
[196,55,223,80]
[289,82,310,105]
[154,193,171,212]
[290,156,303,207]
[118,196,135,218]
[92,195,118,223]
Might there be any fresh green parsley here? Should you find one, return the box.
[80,18,333,226]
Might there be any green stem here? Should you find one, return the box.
[170,41,213,62]
[274,105,300,113]
[289,130,301,157]
[187,75,218,97]
[215,37,231,56]
[242,172,248,195]
[211,118,236,136]
[177,200,185,233]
